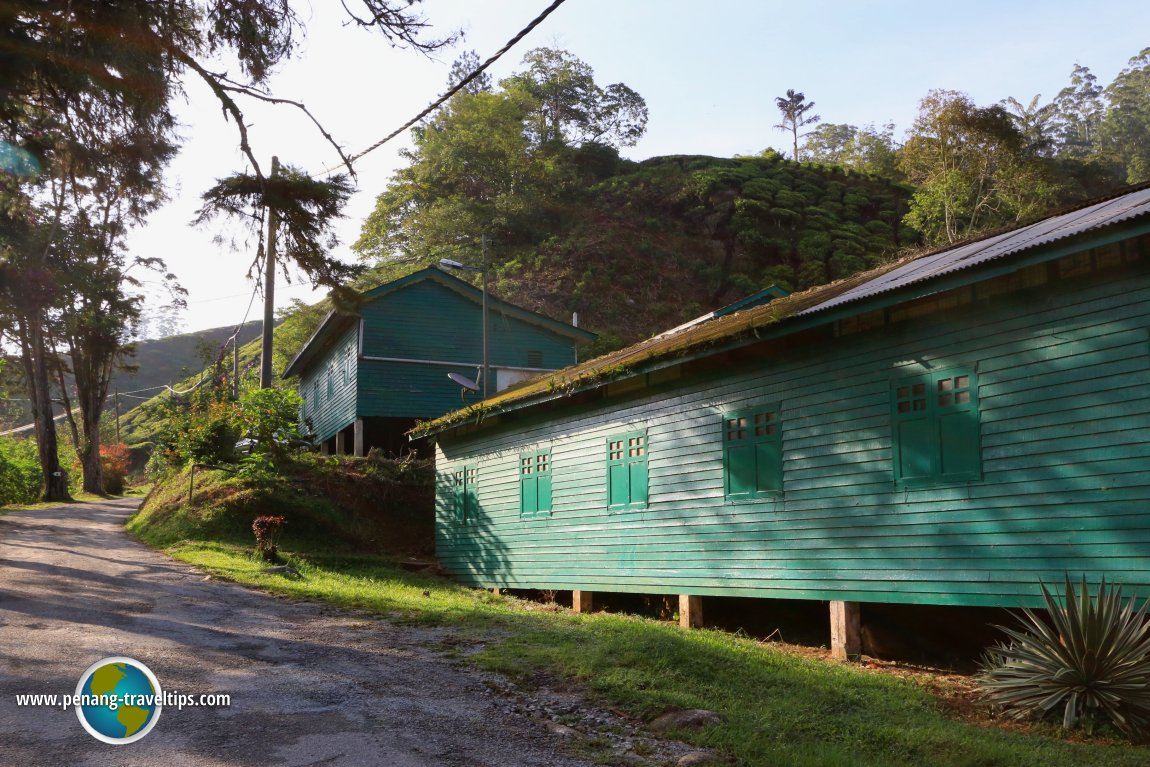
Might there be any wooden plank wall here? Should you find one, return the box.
[300,324,358,443]
[357,279,581,419]
[434,257,1150,608]
[360,280,578,370]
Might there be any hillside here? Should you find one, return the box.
[0,321,263,433]
[361,151,917,348]
[113,321,263,400]
[498,153,916,344]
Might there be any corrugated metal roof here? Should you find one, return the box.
[413,185,1150,438]
[799,186,1150,317]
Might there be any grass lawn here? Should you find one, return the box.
[132,535,1150,767]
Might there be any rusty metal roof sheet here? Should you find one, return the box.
[799,186,1150,317]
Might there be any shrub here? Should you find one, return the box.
[234,387,305,458]
[252,515,286,562]
[0,436,42,505]
[977,575,1150,739]
[100,442,131,494]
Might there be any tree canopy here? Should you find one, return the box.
[774,89,820,161]
[0,0,451,497]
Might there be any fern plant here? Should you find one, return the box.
[977,575,1150,740]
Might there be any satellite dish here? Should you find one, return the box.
[448,372,480,392]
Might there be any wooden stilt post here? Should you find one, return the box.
[572,590,593,613]
[335,430,346,455]
[320,440,329,456]
[679,594,703,629]
[830,600,862,661]
[354,418,365,457]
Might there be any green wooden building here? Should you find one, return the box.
[414,186,1150,657]
[283,268,594,455]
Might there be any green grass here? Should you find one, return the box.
[132,534,1150,767]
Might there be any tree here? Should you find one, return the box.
[500,48,648,148]
[899,90,1058,245]
[0,1,453,498]
[774,89,820,161]
[802,122,901,179]
[845,123,902,180]
[355,88,546,262]
[1103,48,1150,184]
[1051,64,1106,159]
[357,50,646,264]
[801,123,857,164]
[447,50,492,95]
[194,164,358,306]
[1001,95,1059,156]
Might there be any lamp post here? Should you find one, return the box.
[439,235,489,398]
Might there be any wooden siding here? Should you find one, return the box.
[356,278,579,418]
[360,279,578,371]
[300,324,358,442]
[357,359,483,419]
[435,259,1150,609]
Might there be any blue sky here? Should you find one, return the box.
[127,0,1150,335]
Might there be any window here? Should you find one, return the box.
[527,350,544,368]
[607,431,647,510]
[723,405,782,499]
[311,380,319,410]
[342,346,351,385]
[326,363,335,399]
[520,451,552,518]
[891,368,981,486]
[452,464,477,524]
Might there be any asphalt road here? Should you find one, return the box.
[0,498,599,767]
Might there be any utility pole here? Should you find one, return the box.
[481,234,489,399]
[260,156,280,389]
[233,336,240,399]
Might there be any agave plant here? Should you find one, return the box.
[977,575,1150,740]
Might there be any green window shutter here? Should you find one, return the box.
[454,465,477,524]
[453,468,465,523]
[536,452,552,514]
[755,441,782,492]
[725,444,755,497]
[537,472,552,513]
[892,369,980,486]
[936,372,980,481]
[723,406,782,499]
[520,452,551,518]
[607,431,647,510]
[464,465,477,524]
[607,437,626,508]
[892,380,936,481]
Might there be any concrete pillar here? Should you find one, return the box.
[830,600,862,661]
[679,594,703,629]
[334,430,346,455]
[353,418,365,457]
[572,590,593,614]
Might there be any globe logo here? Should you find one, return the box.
[74,657,162,744]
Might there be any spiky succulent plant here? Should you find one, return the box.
[977,575,1150,740]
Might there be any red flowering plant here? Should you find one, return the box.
[252,515,287,562]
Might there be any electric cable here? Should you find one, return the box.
[323,0,569,173]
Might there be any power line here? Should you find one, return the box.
[326,0,569,173]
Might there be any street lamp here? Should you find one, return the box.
[438,235,489,398]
